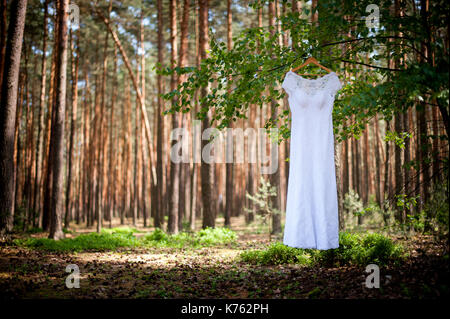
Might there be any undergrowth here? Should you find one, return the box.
[14,230,140,252]
[141,227,237,248]
[240,232,406,267]
[13,227,237,252]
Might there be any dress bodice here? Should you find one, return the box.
[282,71,342,110]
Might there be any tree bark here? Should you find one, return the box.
[374,115,382,207]
[363,123,370,205]
[108,43,118,228]
[224,0,233,227]
[43,10,59,231]
[139,4,147,228]
[97,8,156,185]
[176,0,191,231]
[154,0,164,229]
[65,29,79,229]
[32,0,49,227]
[394,113,404,221]
[189,5,201,231]
[168,0,180,234]
[268,0,281,235]
[199,0,215,229]
[0,0,7,96]
[133,4,141,227]
[0,0,27,234]
[383,120,392,211]
[48,0,69,240]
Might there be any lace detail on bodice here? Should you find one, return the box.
[282,71,342,97]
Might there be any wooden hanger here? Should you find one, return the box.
[291,56,333,76]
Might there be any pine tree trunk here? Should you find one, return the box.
[167,0,180,234]
[189,6,201,231]
[42,11,59,231]
[154,0,164,229]
[139,5,147,228]
[0,0,7,93]
[224,0,233,227]
[403,110,412,198]
[394,113,404,221]
[25,56,38,229]
[342,127,349,197]
[133,7,140,227]
[374,115,382,207]
[384,120,392,211]
[0,0,27,234]
[363,123,370,205]
[177,0,191,230]
[65,29,79,229]
[81,65,89,225]
[14,73,24,220]
[108,44,118,228]
[268,0,281,235]
[199,0,215,229]
[32,0,48,227]
[48,0,69,240]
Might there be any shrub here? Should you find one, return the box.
[313,232,406,266]
[240,242,311,265]
[240,232,406,267]
[196,227,237,245]
[245,177,283,239]
[142,227,237,248]
[422,180,449,236]
[14,231,141,252]
[141,228,169,242]
[343,189,364,217]
[360,233,404,265]
[101,227,140,235]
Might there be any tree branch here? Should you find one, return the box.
[95,7,157,185]
[339,59,403,72]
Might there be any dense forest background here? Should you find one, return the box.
[0,0,448,239]
[0,0,448,300]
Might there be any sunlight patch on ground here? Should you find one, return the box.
[71,247,241,270]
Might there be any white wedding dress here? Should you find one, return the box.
[281,70,342,250]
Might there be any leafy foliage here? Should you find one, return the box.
[161,0,449,145]
[343,189,365,217]
[14,231,140,252]
[245,177,282,238]
[240,231,406,266]
[196,227,238,245]
[101,227,142,235]
[14,227,237,252]
[142,227,237,248]
[313,232,406,266]
[241,241,312,265]
[400,180,450,236]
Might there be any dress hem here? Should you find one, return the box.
[283,242,339,250]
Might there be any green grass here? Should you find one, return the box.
[14,231,141,252]
[141,227,237,248]
[241,242,312,265]
[14,227,237,252]
[101,226,143,234]
[240,232,407,267]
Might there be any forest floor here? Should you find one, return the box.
[0,216,448,299]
